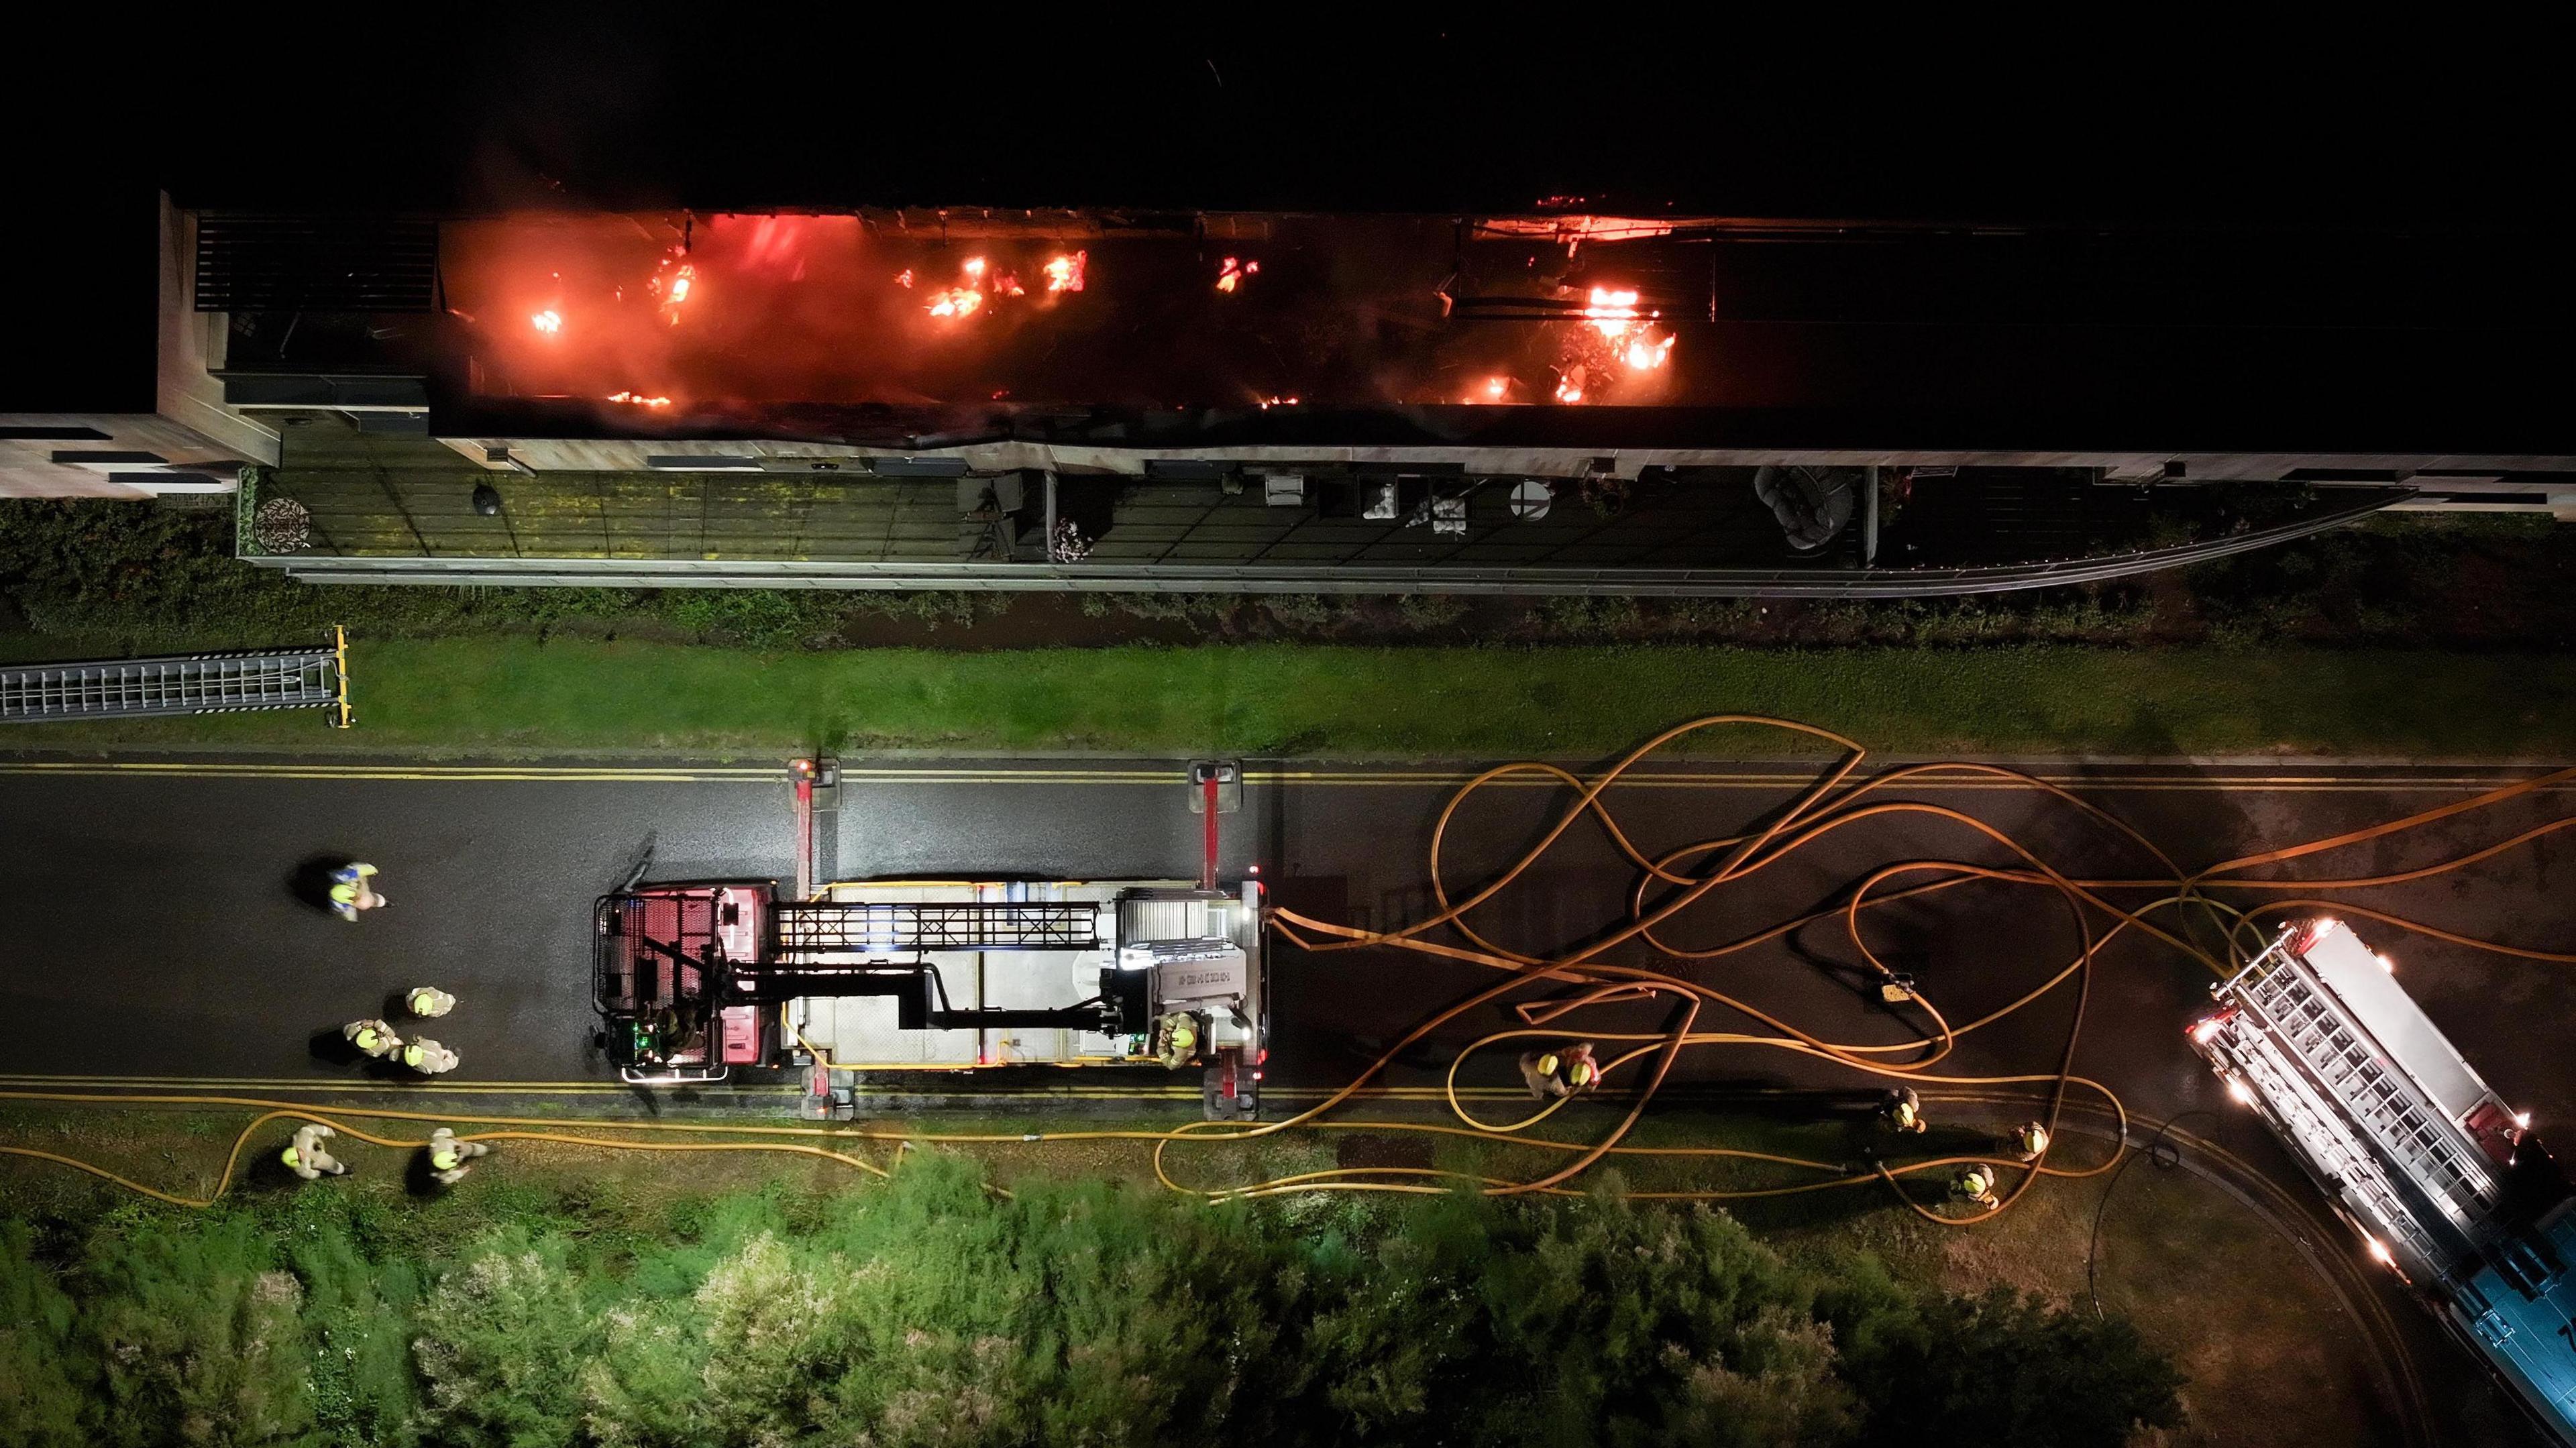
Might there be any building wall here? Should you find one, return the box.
[153,195,281,472]
[0,414,248,498]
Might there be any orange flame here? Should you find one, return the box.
[1623,333,1676,371]
[1043,252,1087,292]
[1581,286,1645,338]
[1216,257,1259,293]
[606,390,673,408]
[963,257,987,278]
[1552,284,1677,396]
[895,268,915,288]
[662,263,697,326]
[530,309,563,334]
[926,287,983,319]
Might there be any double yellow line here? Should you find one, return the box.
[0,759,2561,792]
[0,1072,1538,1105]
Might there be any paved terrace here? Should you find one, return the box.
[252,417,1821,574]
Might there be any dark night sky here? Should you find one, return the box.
[4,17,2566,421]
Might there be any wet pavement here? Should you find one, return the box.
[2,752,2569,1131]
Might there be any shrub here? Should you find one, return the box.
[76,1211,317,1446]
[411,1229,602,1448]
[1836,1285,2184,1448]
[1,1158,2186,1448]
[1257,593,1335,629]
[1395,594,1470,630]
[0,1223,86,1448]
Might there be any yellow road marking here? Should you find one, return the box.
[0,760,2565,792]
[0,1072,1538,1102]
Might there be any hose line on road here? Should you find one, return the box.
[1229,715,2576,1221]
[5,716,2573,1237]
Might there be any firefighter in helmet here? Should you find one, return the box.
[406,986,456,1018]
[425,1127,490,1185]
[401,1038,460,1075]
[329,862,385,922]
[2010,1120,2051,1162]
[1950,1164,2001,1210]
[1155,1012,1200,1069]
[280,1123,348,1181]
[344,1018,402,1061]
[1879,1087,1928,1134]
[1518,1042,1601,1099]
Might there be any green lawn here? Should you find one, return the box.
[17,638,2576,759]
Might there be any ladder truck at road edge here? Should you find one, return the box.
[2190,917,2576,1445]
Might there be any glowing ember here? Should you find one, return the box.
[667,268,693,304]
[995,271,1026,298]
[926,287,983,319]
[1216,256,1259,293]
[606,391,673,408]
[529,309,562,334]
[1542,283,1677,400]
[1255,395,1301,409]
[1623,333,1677,371]
[1043,252,1087,292]
[895,268,915,288]
[1581,286,1644,337]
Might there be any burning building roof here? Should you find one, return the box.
[422,209,1705,433]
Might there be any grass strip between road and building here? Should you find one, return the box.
[15,637,2576,759]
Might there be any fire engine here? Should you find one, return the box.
[2188,917,2576,1445]
[594,877,1267,1119]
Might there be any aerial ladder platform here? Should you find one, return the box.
[2190,917,2576,1445]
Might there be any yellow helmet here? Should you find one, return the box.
[1567,1060,1597,1088]
[1536,1052,1561,1076]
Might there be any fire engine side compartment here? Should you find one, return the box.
[788,880,1260,1068]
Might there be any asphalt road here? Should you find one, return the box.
[3,753,2570,1123]
[5,748,2573,1444]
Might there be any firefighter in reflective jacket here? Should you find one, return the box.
[425,1127,490,1185]
[1950,1164,2001,1209]
[329,862,384,921]
[1879,1087,1928,1134]
[281,1123,348,1180]
[406,986,456,1018]
[1518,1043,1601,1099]
[2010,1121,2051,1162]
[402,1038,460,1075]
[344,1019,402,1060]
[1154,1012,1199,1069]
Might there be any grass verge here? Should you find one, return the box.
[1,1100,2193,1448]
[3,1098,2389,1447]
[13,638,2576,759]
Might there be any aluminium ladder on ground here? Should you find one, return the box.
[0,628,351,726]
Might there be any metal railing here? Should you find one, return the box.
[246,492,2413,597]
[1,628,351,726]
